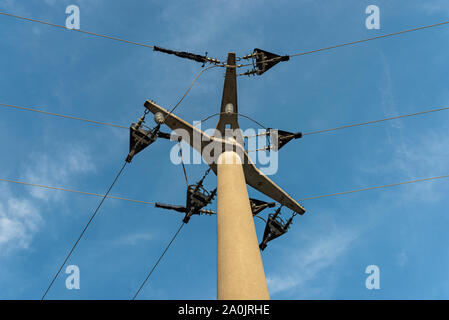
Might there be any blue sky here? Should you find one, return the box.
[1,0,449,300]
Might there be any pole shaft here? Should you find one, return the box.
[217,151,270,300]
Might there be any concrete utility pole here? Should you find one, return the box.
[217,151,270,299]
[216,53,270,300]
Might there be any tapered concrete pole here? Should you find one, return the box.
[217,150,270,300]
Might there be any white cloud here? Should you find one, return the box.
[0,195,41,252]
[0,0,32,15]
[266,227,358,296]
[357,54,449,205]
[0,0,19,11]
[389,130,449,202]
[0,145,95,252]
[21,146,94,201]
[376,56,449,203]
[44,0,57,6]
[113,232,155,246]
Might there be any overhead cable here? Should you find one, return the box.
[41,162,128,300]
[3,174,449,207]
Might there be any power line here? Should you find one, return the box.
[289,20,449,58]
[4,100,448,136]
[0,10,227,69]
[0,102,268,130]
[198,112,267,129]
[297,174,449,202]
[161,65,221,124]
[244,106,449,144]
[238,20,449,68]
[37,63,211,298]
[0,102,128,129]
[3,11,448,67]
[303,106,449,136]
[0,11,154,49]
[0,62,217,207]
[125,65,221,164]
[178,140,190,188]
[2,174,449,208]
[1,64,220,133]
[0,177,155,205]
[132,222,185,300]
[41,162,127,300]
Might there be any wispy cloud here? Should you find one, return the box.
[421,0,449,16]
[20,146,94,202]
[159,0,267,54]
[0,0,21,11]
[267,226,358,297]
[390,131,449,202]
[112,232,155,246]
[0,184,41,253]
[43,0,57,7]
[377,56,449,203]
[0,0,33,15]
[0,145,95,253]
